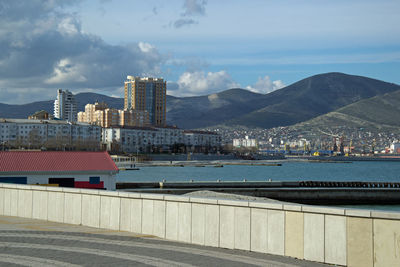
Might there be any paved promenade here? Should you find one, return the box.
[0,215,328,267]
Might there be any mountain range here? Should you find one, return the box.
[1,72,399,131]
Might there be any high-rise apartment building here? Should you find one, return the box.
[54,89,77,122]
[124,76,166,126]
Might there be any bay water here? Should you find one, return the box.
[117,161,400,211]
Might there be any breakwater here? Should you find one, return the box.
[117,181,400,205]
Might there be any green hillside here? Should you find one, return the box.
[292,90,400,132]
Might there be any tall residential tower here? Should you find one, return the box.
[124,76,166,126]
[54,89,77,122]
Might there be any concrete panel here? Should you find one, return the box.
[283,204,302,212]
[32,190,47,220]
[220,205,235,249]
[191,203,205,245]
[304,213,324,262]
[164,195,190,202]
[100,196,111,229]
[204,204,219,247]
[373,219,400,267]
[153,200,166,238]
[47,192,64,223]
[0,188,4,215]
[178,202,191,243]
[109,197,120,230]
[371,210,400,220]
[64,193,82,225]
[22,190,33,218]
[267,209,285,256]
[190,197,218,205]
[285,211,304,259]
[251,208,268,253]
[3,189,11,216]
[17,190,32,218]
[234,207,251,250]
[10,189,18,216]
[345,208,371,218]
[142,199,154,235]
[120,198,132,231]
[47,192,57,222]
[81,194,91,226]
[249,202,282,210]
[218,199,248,207]
[130,199,142,233]
[17,190,25,217]
[166,201,179,240]
[325,215,346,265]
[302,205,344,215]
[88,195,101,228]
[347,217,373,267]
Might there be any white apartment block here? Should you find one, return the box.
[233,136,258,148]
[0,119,101,149]
[183,130,221,147]
[54,89,77,122]
[102,126,220,153]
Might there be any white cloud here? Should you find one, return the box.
[246,76,285,94]
[45,58,87,84]
[0,1,165,104]
[57,17,80,35]
[138,42,155,53]
[169,70,239,96]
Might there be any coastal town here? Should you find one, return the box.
[1,76,399,157]
[0,76,221,154]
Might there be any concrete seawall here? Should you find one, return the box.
[0,183,399,266]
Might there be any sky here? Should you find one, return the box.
[0,0,399,104]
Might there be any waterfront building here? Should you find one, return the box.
[102,126,220,153]
[118,109,149,127]
[183,130,221,148]
[124,76,166,126]
[0,151,118,190]
[233,136,258,148]
[54,89,77,122]
[0,118,101,150]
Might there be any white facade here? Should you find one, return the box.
[102,127,220,153]
[233,136,258,148]
[183,130,220,147]
[390,142,400,154]
[0,172,116,190]
[0,119,101,147]
[54,89,77,122]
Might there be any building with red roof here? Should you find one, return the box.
[0,151,118,190]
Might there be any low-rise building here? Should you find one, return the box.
[0,151,118,190]
[102,126,220,153]
[0,119,101,150]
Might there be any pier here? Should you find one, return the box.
[117,180,400,204]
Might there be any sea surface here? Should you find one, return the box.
[116,160,400,211]
[117,161,400,183]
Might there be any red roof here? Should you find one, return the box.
[0,151,118,173]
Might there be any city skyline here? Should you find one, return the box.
[0,0,399,104]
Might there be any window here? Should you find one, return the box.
[89,177,100,184]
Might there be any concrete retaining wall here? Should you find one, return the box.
[1,183,400,266]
